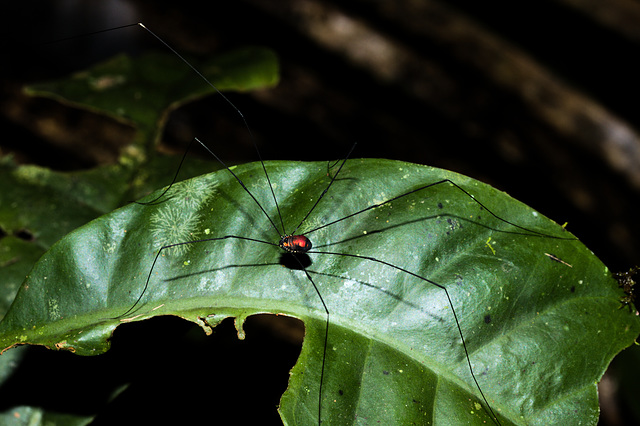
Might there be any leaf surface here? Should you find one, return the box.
[1,159,637,425]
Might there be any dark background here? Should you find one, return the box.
[1,0,639,424]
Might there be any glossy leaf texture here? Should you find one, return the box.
[1,159,637,425]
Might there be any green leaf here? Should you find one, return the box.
[0,406,93,426]
[1,159,637,425]
[24,47,279,152]
[0,155,220,321]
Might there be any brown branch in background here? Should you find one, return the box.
[250,0,640,189]
[556,0,640,43]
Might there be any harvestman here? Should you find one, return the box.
[98,22,575,425]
